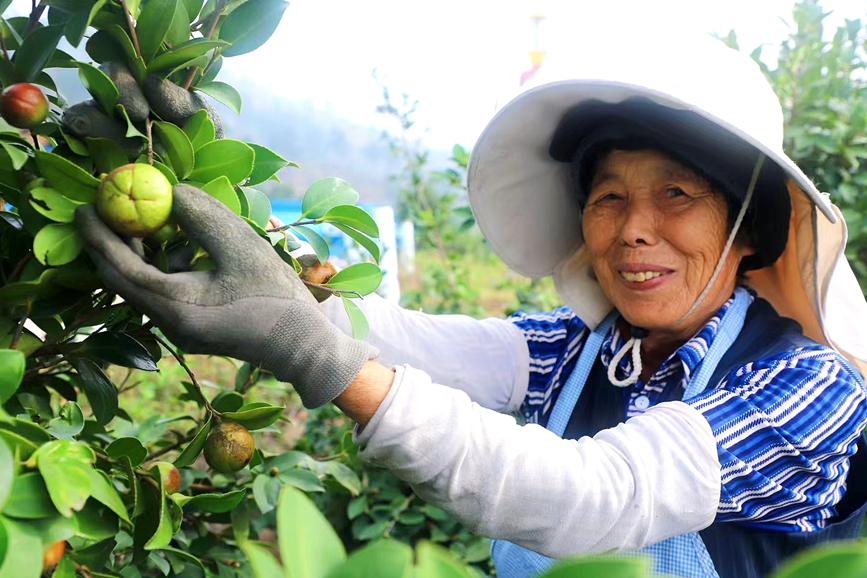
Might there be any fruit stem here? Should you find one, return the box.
[266,220,319,232]
[119,0,142,59]
[29,132,38,150]
[153,333,216,415]
[24,0,46,35]
[146,432,195,461]
[301,280,362,300]
[145,118,153,165]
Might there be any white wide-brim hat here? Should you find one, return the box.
[467,34,867,375]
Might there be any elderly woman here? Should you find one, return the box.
[76,38,867,578]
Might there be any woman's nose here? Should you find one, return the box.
[619,199,658,246]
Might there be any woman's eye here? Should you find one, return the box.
[593,192,622,203]
[666,187,688,198]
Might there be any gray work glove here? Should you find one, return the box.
[74,185,378,408]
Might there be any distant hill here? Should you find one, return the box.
[51,65,452,205]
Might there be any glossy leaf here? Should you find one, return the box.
[243,542,284,578]
[63,0,109,48]
[0,269,56,306]
[0,516,42,578]
[220,0,289,57]
[324,540,413,578]
[144,495,173,550]
[341,297,369,340]
[202,175,242,215]
[301,177,359,219]
[34,151,99,203]
[252,474,280,514]
[33,440,95,518]
[277,485,346,578]
[136,0,179,62]
[0,141,28,170]
[193,80,241,114]
[243,187,271,228]
[86,137,128,174]
[189,139,255,184]
[0,349,24,404]
[771,543,867,578]
[70,358,118,425]
[2,472,56,519]
[173,416,211,468]
[79,331,158,372]
[326,263,382,296]
[86,26,147,84]
[211,390,244,413]
[321,205,379,237]
[13,24,64,83]
[153,121,195,180]
[221,402,284,431]
[28,187,81,223]
[331,222,380,263]
[0,439,12,513]
[325,462,361,496]
[172,488,246,513]
[0,431,38,462]
[536,557,650,578]
[45,402,84,440]
[147,38,228,74]
[164,0,192,48]
[75,61,118,114]
[87,469,130,523]
[247,143,295,185]
[291,225,329,264]
[105,437,148,467]
[182,109,215,150]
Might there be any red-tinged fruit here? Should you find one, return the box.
[0,83,49,128]
[154,461,181,494]
[298,254,337,302]
[97,163,173,237]
[42,540,65,571]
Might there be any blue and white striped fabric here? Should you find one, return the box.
[508,289,867,533]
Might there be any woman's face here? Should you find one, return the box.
[582,149,752,339]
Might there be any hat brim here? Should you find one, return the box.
[467,80,836,286]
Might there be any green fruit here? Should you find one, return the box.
[153,461,181,494]
[96,163,173,237]
[0,83,49,128]
[203,421,255,473]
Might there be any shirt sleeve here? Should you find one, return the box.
[685,345,867,531]
[508,307,588,423]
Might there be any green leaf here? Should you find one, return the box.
[252,474,280,513]
[86,26,147,84]
[153,121,195,180]
[0,439,12,513]
[221,402,284,431]
[242,187,271,228]
[164,0,191,48]
[0,349,24,404]
[34,151,99,203]
[33,223,84,267]
[320,205,379,238]
[279,468,324,493]
[13,25,64,83]
[105,437,148,467]
[72,500,118,541]
[172,488,246,513]
[75,61,119,114]
[326,263,382,296]
[302,177,359,219]
[340,297,369,340]
[242,542,284,578]
[771,543,867,578]
[63,0,110,48]
[0,142,28,171]
[144,495,173,550]
[325,462,361,496]
[151,160,179,185]
[182,108,215,150]
[87,468,130,523]
[202,175,241,215]
[46,402,84,440]
[86,137,128,174]
[0,516,43,578]
[147,38,228,75]
[79,332,158,371]
[136,0,179,62]
[0,431,39,463]
[2,472,56,518]
[220,0,289,57]
[211,390,244,413]
[324,540,412,578]
[173,416,211,468]
[195,81,242,114]
[70,358,118,425]
[33,440,95,518]
[536,557,650,578]
[277,485,346,578]
[189,139,255,184]
[0,269,56,307]
[27,187,81,223]
[247,143,295,186]
[331,223,380,264]
[291,225,329,264]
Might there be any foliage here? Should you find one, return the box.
[0,1,381,576]
[721,0,867,292]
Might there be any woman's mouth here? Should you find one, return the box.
[619,270,666,283]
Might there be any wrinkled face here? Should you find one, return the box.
[582,149,752,339]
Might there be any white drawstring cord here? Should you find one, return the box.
[607,154,766,387]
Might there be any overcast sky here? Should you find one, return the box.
[8,0,867,148]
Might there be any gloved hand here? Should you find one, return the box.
[74,184,378,408]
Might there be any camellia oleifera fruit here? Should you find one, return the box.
[96,163,173,237]
[153,461,181,494]
[203,421,255,474]
[0,83,49,128]
[42,541,65,571]
[298,254,337,302]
